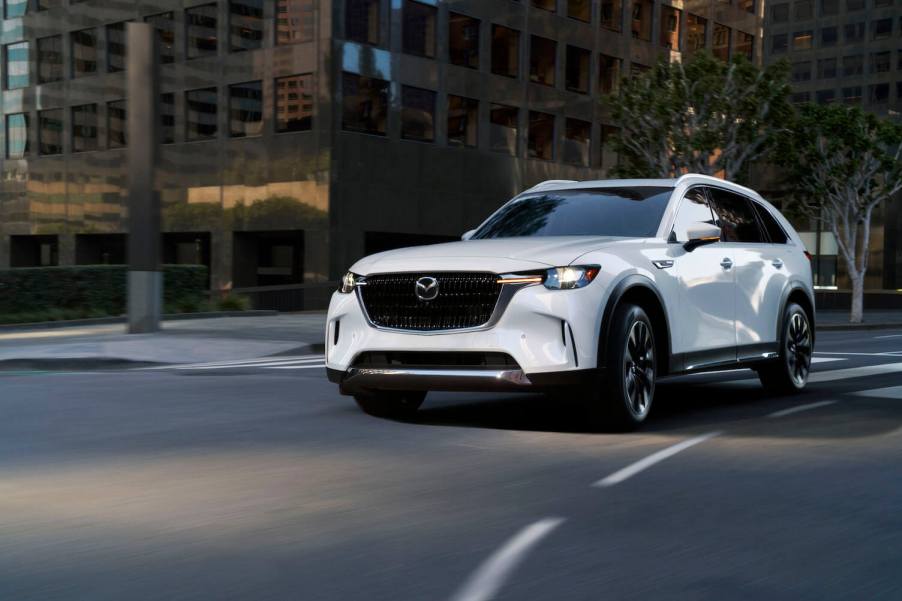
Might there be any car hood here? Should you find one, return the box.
[350,236,629,275]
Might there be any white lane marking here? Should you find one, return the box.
[449,518,565,601]
[811,357,845,364]
[768,400,837,418]
[592,432,720,488]
[173,358,325,370]
[144,355,323,370]
[815,351,900,357]
[874,334,902,339]
[808,362,902,384]
[852,385,902,399]
[267,364,327,370]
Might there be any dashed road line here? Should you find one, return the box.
[449,518,565,601]
[768,400,837,418]
[592,432,721,488]
[852,385,902,399]
[808,362,902,383]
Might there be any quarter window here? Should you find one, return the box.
[752,203,788,244]
[707,188,764,243]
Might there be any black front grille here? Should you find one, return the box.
[359,272,502,331]
[353,351,520,369]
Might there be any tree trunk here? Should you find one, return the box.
[850,273,864,324]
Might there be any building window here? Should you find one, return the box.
[842,86,862,105]
[490,104,518,155]
[874,0,892,5]
[817,57,837,79]
[6,113,28,159]
[145,12,176,64]
[820,26,837,47]
[791,61,812,82]
[660,6,681,50]
[447,95,477,148]
[401,85,435,142]
[108,100,126,148]
[869,83,889,105]
[528,111,554,161]
[4,0,26,18]
[771,34,788,54]
[565,45,590,94]
[792,30,813,50]
[844,22,864,44]
[872,19,892,41]
[38,109,63,155]
[815,89,835,104]
[230,0,264,52]
[601,0,622,32]
[161,93,176,144]
[276,0,315,45]
[736,31,753,60]
[842,55,863,76]
[5,41,28,89]
[794,0,813,20]
[686,14,707,58]
[713,24,731,61]
[107,22,127,73]
[402,0,436,58]
[631,0,653,42]
[599,53,621,94]
[563,118,590,167]
[341,72,389,136]
[186,87,218,140]
[449,12,479,69]
[820,0,838,15]
[771,3,789,22]
[491,25,520,78]
[739,0,755,13]
[275,73,313,133]
[71,28,97,77]
[871,52,890,74]
[568,0,590,22]
[37,0,61,8]
[845,0,864,10]
[532,0,556,12]
[37,35,62,83]
[187,4,218,59]
[346,0,380,46]
[229,81,263,138]
[71,104,98,152]
[530,35,556,86]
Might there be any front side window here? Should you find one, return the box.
[671,188,715,242]
[474,187,674,239]
[708,188,764,243]
[229,81,263,137]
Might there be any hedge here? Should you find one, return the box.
[0,265,208,318]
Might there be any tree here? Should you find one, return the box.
[606,52,792,182]
[779,103,902,324]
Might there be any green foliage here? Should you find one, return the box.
[215,293,251,312]
[0,265,208,323]
[606,52,792,182]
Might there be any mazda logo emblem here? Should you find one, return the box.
[415,276,439,302]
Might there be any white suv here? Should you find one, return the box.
[326,174,815,428]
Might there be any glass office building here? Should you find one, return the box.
[0,0,761,309]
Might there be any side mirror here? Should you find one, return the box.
[684,223,721,251]
[461,229,476,241]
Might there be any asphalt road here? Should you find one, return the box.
[1,329,900,600]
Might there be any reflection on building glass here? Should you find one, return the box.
[38,35,63,83]
[108,100,127,149]
[490,104,518,155]
[713,23,731,60]
[528,111,555,161]
[145,12,176,64]
[230,0,264,52]
[565,45,590,94]
[342,71,389,136]
[71,28,98,77]
[736,31,753,61]
[491,25,519,78]
[276,0,315,45]
[402,0,436,59]
[5,41,29,89]
[532,0,555,11]
[568,0,590,22]
[186,87,218,140]
[6,113,28,159]
[447,95,477,148]
[631,0,653,42]
[346,0,380,46]
[38,108,63,155]
[401,85,435,142]
[4,0,26,18]
[686,14,707,58]
[601,0,622,31]
[187,3,218,59]
[660,5,681,51]
[71,104,98,152]
[229,81,264,138]
[161,92,176,143]
[529,36,556,86]
[276,73,313,133]
[563,118,590,167]
[107,22,127,72]
[449,12,479,69]
[598,53,621,94]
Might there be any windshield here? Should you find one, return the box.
[472,187,673,239]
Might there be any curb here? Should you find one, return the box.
[0,310,279,332]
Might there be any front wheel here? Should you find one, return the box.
[758,302,812,394]
[354,391,426,419]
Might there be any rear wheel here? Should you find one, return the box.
[758,302,812,395]
[354,391,426,419]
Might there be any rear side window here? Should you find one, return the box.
[751,201,788,244]
[707,187,764,243]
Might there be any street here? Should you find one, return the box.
[1,327,900,600]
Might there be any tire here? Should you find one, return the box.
[758,302,812,395]
[586,303,657,430]
[354,391,426,419]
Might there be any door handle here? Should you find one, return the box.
[720,258,733,270]
[772,258,784,269]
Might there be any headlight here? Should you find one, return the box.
[339,272,362,294]
[543,265,600,290]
